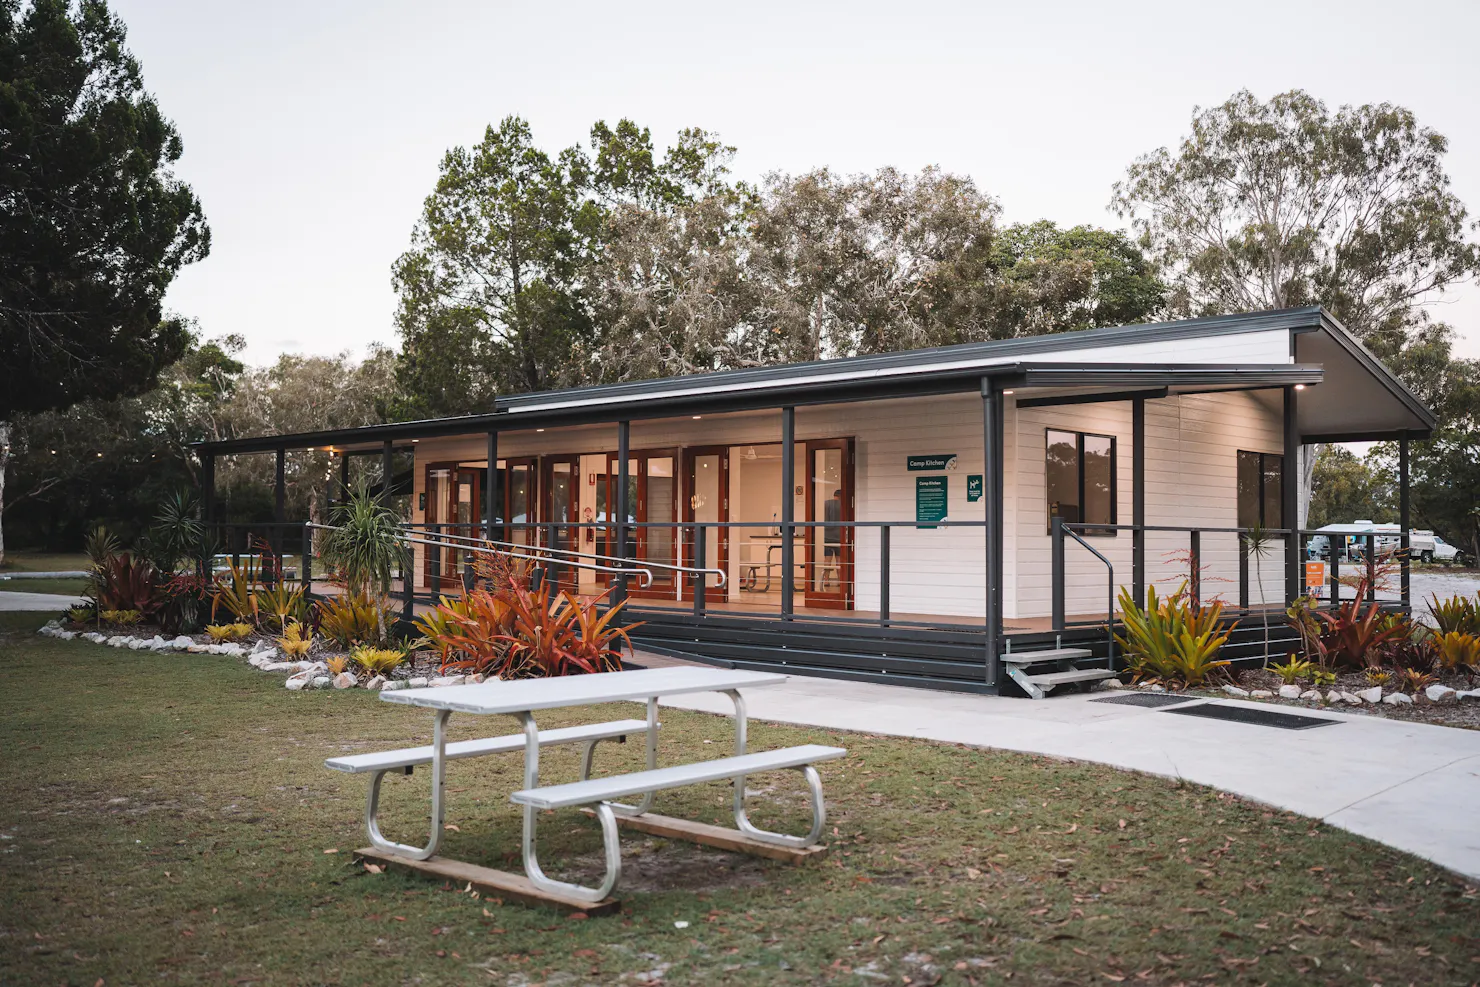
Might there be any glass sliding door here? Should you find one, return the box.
[423,464,482,593]
[603,450,678,598]
[683,447,729,601]
[544,456,580,591]
[804,439,853,609]
[504,459,537,548]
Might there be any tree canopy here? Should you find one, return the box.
[0,0,209,418]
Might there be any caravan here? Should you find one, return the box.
[1307,521,1459,563]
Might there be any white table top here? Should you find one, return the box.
[378,666,787,715]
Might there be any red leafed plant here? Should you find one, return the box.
[429,579,641,679]
[92,552,161,616]
[1311,574,1409,670]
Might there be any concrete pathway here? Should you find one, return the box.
[0,591,86,611]
[647,657,1480,882]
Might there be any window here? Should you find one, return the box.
[1237,451,1283,529]
[1046,429,1116,532]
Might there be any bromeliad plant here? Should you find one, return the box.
[1114,583,1234,687]
[412,595,481,668]
[277,620,314,657]
[350,646,406,677]
[318,482,409,644]
[1269,655,1315,685]
[1428,594,1480,636]
[206,622,252,642]
[257,580,306,632]
[316,592,399,648]
[1432,631,1480,671]
[1309,575,1408,670]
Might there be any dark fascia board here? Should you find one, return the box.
[1303,429,1433,444]
[498,306,1328,414]
[1015,388,1170,409]
[1314,310,1437,430]
[1017,364,1324,389]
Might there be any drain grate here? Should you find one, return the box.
[1163,702,1339,730]
[1092,692,1200,708]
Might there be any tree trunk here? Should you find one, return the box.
[0,421,10,567]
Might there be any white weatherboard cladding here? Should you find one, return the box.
[407,334,1292,617]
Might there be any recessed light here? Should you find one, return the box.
[692,415,701,420]
[412,439,419,443]
[1294,383,1306,390]
[537,428,545,432]
[1003,390,1014,395]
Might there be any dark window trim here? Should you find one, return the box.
[1237,449,1285,529]
[1045,427,1118,535]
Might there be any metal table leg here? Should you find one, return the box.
[724,688,826,848]
[365,708,449,861]
[517,710,621,903]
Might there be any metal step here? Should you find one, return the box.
[1001,648,1093,665]
[1024,667,1118,687]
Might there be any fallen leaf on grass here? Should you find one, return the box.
[363,863,383,874]
[1118,819,1127,829]
[322,848,338,854]
[444,823,461,832]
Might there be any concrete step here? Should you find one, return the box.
[1001,648,1094,665]
[1022,667,1119,687]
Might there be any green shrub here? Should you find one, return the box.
[1114,583,1233,687]
[317,592,398,648]
[1269,655,1315,685]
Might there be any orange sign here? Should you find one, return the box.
[1305,560,1326,590]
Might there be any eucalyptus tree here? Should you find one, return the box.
[1111,89,1479,358]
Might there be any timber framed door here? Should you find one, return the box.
[502,458,538,548]
[423,463,483,593]
[542,456,581,592]
[603,449,679,599]
[682,446,730,602]
[803,438,854,610]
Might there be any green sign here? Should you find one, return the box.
[966,474,983,502]
[907,454,958,472]
[916,476,948,528]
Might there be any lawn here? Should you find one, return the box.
[1,611,1476,986]
[0,576,88,596]
[0,549,88,573]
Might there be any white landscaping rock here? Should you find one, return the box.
[365,676,386,691]
[1149,684,1165,692]
[379,680,407,692]
[1278,684,1303,699]
[468,673,486,685]
[1326,690,1343,705]
[1299,690,1322,702]
[332,671,358,689]
[311,676,332,689]
[261,661,302,673]
[1456,690,1480,702]
[1382,692,1414,706]
[252,648,277,662]
[171,636,194,649]
[285,671,313,691]
[1339,691,1363,705]
[430,675,465,688]
[407,677,429,689]
[1222,685,1250,698]
[1425,684,1458,703]
[1358,687,1384,704]
[186,644,209,653]
[1250,689,1273,699]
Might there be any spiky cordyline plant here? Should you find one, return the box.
[319,482,408,598]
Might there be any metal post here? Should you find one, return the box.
[381,440,394,503]
[1399,434,1411,607]
[879,525,891,626]
[338,451,350,505]
[1132,397,1145,603]
[301,524,312,596]
[1051,515,1066,631]
[201,453,215,525]
[1188,529,1201,609]
[615,421,630,604]
[1330,546,1341,611]
[1365,533,1376,602]
[982,379,1004,688]
[1238,535,1249,610]
[274,448,286,522]
[1282,386,1301,605]
[485,431,498,541]
[693,523,706,615]
[780,406,795,621]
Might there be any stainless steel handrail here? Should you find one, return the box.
[405,525,728,588]
[305,523,655,588]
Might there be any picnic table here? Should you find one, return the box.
[326,667,845,911]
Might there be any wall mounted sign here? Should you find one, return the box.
[966,474,983,502]
[916,476,948,528]
[907,454,958,472]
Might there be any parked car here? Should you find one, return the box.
[1306,522,1461,564]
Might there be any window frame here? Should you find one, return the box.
[1044,427,1118,535]
[1236,449,1285,530]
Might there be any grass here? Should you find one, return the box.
[0,549,88,573]
[0,611,1476,986]
[0,576,88,596]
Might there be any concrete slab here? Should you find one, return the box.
[646,657,1480,881]
[0,591,86,611]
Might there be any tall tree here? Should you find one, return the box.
[0,0,209,561]
[1110,89,1479,358]
[1306,445,1392,528]
[391,116,600,416]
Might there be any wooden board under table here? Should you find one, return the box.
[582,810,831,865]
[352,848,620,916]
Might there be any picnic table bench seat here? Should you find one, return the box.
[510,744,846,810]
[325,719,652,775]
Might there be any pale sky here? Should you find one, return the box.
[112,0,1480,365]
